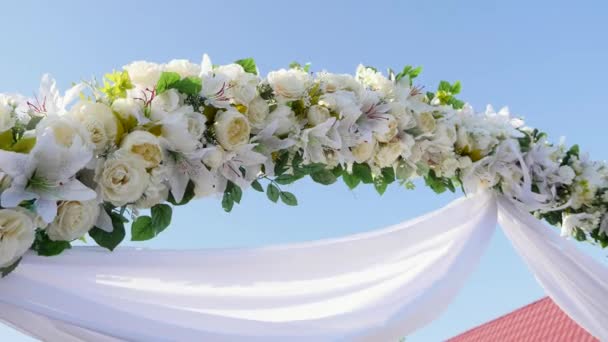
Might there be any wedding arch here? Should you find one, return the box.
[0,55,606,341]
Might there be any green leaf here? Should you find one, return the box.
[274,151,290,176]
[156,72,181,94]
[151,204,172,233]
[10,137,36,153]
[172,77,202,96]
[374,178,389,195]
[32,230,71,256]
[353,163,373,184]
[310,169,337,185]
[0,257,21,277]
[231,183,243,203]
[275,174,302,185]
[342,172,361,190]
[438,80,451,92]
[451,81,462,94]
[280,191,298,206]
[167,181,195,205]
[235,58,258,75]
[267,184,280,203]
[131,216,154,241]
[89,212,126,251]
[251,180,264,192]
[0,129,13,150]
[222,191,234,212]
[381,167,396,183]
[424,170,447,194]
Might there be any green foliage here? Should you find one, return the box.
[251,179,264,192]
[0,257,21,278]
[235,58,258,75]
[310,169,337,185]
[0,128,36,153]
[131,204,173,241]
[32,230,71,256]
[101,70,133,101]
[156,72,202,96]
[280,191,298,206]
[562,144,580,166]
[395,65,422,84]
[424,170,456,194]
[222,181,243,212]
[352,163,373,184]
[433,80,464,109]
[289,62,311,72]
[266,183,280,203]
[342,172,361,190]
[89,211,126,251]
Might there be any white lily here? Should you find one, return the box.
[0,129,96,223]
[28,74,85,116]
[299,117,341,164]
[356,90,393,142]
[213,144,267,189]
[251,120,296,177]
[164,149,218,203]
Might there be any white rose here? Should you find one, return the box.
[36,115,91,148]
[374,114,398,143]
[267,69,311,100]
[202,146,225,169]
[98,157,150,206]
[267,105,296,136]
[46,200,99,241]
[120,131,163,169]
[135,167,169,209]
[246,96,270,128]
[0,209,35,267]
[214,109,251,150]
[165,59,201,78]
[70,102,118,152]
[162,111,206,153]
[216,64,258,105]
[307,105,331,126]
[351,139,376,163]
[417,112,436,133]
[374,141,403,168]
[124,61,163,87]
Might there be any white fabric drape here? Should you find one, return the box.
[0,192,605,341]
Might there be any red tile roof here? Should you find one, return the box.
[447,297,598,342]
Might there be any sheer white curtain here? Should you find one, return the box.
[0,192,606,341]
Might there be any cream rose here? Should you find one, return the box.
[46,200,100,241]
[267,69,311,100]
[123,61,163,87]
[214,109,251,150]
[120,131,163,169]
[307,105,331,126]
[246,96,270,127]
[0,209,35,267]
[70,102,118,152]
[98,157,150,206]
[165,59,201,78]
[351,139,376,163]
[374,141,403,168]
[417,112,436,133]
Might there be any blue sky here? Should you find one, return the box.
[1,0,607,340]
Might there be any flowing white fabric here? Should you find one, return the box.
[0,192,497,341]
[498,197,608,341]
[0,193,606,341]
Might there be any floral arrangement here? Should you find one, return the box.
[0,55,606,276]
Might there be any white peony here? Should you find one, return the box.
[46,200,100,241]
[120,131,163,169]
[246,96,270,128]
[70,102,118,152]
[165,59,201,78]
[307,105,331,126]
[0,209,35,267]
[97,157,150,206]
[214,109,251,150]
[123,61,163,88]
[267,69,311,100]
